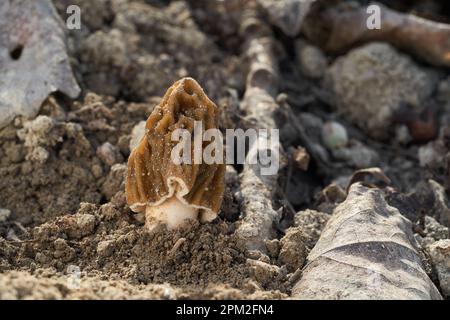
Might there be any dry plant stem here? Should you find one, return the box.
[303,1,450,67]
[235,7,283,252]
[293,183,442,300]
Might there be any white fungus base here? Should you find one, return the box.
[145,196,198,231]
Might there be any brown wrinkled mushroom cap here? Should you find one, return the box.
[126,77,225,228]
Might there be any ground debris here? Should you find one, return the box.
[427,240,450,297]
[293,183,442,300]
[0,0,80,129]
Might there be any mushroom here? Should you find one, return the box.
[126,78,225,230]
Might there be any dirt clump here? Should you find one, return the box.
[0,201,289,298]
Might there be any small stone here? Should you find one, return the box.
[278,227,307,272]
[424,216,449,241]
[325,42,438,139]
[100,203,120,221]
[101,163,127,200]
[4,142,25,163]
[54,238,68,251]
[427,240,450,297]
[35,252,50,264]
[395,125,413,145]
[246,250,262,260]
[265,239,280,259]
[322,121,348,150]
[17,116,54,146]
[53,238,75,261]
[59,213,96,240]
[96,142,123,166]
[75,214,96,232]
[417,235,436,248]
[80,29,129,69]
[296,40,327,79]
[91,164,103,178]
[27,146,49,163]
[117,135,131,155]
[0,208,11,223]
[97,240,115,258]
[294,209,330,250]
[418,142,444,167]
[246,259,281,287]
[332,140,380,168]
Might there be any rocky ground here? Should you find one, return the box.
[0,0,449,299]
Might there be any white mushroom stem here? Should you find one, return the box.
[145,196,198,231]
[235,7,283,252]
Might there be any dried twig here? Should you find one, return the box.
[235,5,284,252]
[303,1,450,67]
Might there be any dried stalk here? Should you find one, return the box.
[235,6,283,252]
[303,1,450,67]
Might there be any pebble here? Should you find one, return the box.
[96,142,123,166]
[322,121,348,150]
[428,240,450,297]
[296,40,327,79]
[0,208,11,223]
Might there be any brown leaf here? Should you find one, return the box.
[292,183,442,300]
[0,0,80,129]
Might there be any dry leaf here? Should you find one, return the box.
[0,0,80,129]
[293,183,442,300]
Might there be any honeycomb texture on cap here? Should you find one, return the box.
[126,78,225,219]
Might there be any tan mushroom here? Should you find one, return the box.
[126,77,225,230]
